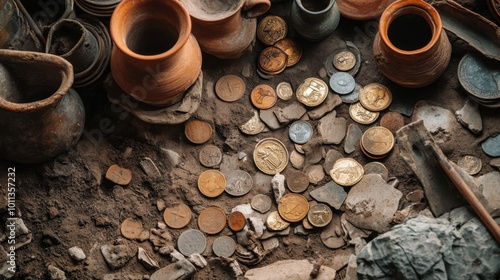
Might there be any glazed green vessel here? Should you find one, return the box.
[291,0,340,42]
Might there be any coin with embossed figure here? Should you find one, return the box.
[274,38,302,67]
[296,77,329,107]
[164,202,192,229]
[215,75,245,102]
[228,211,246,232]
[286,171,309,193]
[253,138,289,175]
[457,155,482,175]
[359,83,392,111]
[251,194,273,214]
[258,46,288,75]
[266,211,290,231]
[278,193,309,223]
[251,84,278,110]
[257,15,288,45]
[330,158,364,187]
[198,207,226,235]
[225,170,253,196]
[198,170,226,198]
[333,50,356,71]
[289,120,313,144]
[307,203,332,228]
[361,126,395,156]
[276,82,293,101]
[239,109,266,135]
[185,119,212,144]
[380,111,405,134]
[212,236,236,257]
[329,72,356,95]
[349,102,379,125]
[199,144,222,168]
[177,229,206,256]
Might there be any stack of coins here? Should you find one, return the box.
[360,126,395,159]
[349,83,393,125]
[258,46,288,75]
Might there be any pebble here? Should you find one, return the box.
[272,173,286,203]
[308,94,342,120]
[159,245,185,262]
[293,225,309,236]
[150,259,196,280]
[10,218,30,235]
[289,150,305,169]
[247,217,266,238]
[477,172,500,211]
[188,254,207,268]
[157,222,167,230]
[262,238,280,251]
[306,165,325,185]
[101,243,137,270]
[344,124,362,154]
[244,259,336,280]
[310,181,348,210]
[273,103,307,124]
[137,247,160,270]
[238,151,247,160]
[68,246,86,262]
[242,63,252,78]
[140,157,162,179]
[406,189,424,203]
[161,148,181,169]
[156,199,166,212]
[48,207,59,219]
[47,264,66,280]
[323,149,343,174]
[455,99,482,135]
[318,112,347,144]
[260,109,282,130]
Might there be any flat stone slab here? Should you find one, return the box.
[308,93,342,120]
[318,111,346,145]
[273,103,307,124]
[150,259,196,280]
[260,109,281,130]
[244,259,336,280]
[310,181,348,210]
[344,124,362,154]
[477,171,500,212]
[455,99,482,135]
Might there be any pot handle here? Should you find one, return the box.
[243,0,271,18]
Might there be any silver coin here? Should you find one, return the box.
[177,229,207,256]
[363,162,389,181]
[276,82,293,101]
[212,235,236,257]
[199,145,222,167]
[329,72,356,95]
[340,83,361,104]
[289,121,313,144]
[225,170,254,196]
[251,194,272,214]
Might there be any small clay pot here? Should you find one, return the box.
[110,0,202,106]
[0,0,45,51]
[291,0,340,42]
[373,0,451,88]
[337,0,395,20]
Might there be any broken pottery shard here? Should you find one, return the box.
[137,247,160,270]
[411,101,459,144]
[260,109,281,130]
[273,103,307,124]
[140,157,161,179]
[481,134,500,157]
[455,99,482,135]
[272,173,286,203]
[477,172,500,212]
[310,181,348,210]
[344,123,362,154]
[261,237,280,251]
[150,259,196,280]
[321,213,346,249]
[244,259,336,280]
[344,174,402,233]
[318,112,347,145]
[323,149,343,174]
[101,243,137,270]
[308,93,343,120]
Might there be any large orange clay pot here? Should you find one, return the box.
[110,0,202,106]
[373,0,451,88]
[337,0,395,20]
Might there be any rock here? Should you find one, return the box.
[95,216,112,227]
[310,181,348,210]
[303,138,325,165]
[161,148,181,169]
[157,222,167,230]
[481,134,500,157]
[308,93,342,120]
[344,124,362,154]
[100,243,137,270]
[47,264,66,280]
[68,246,86,262]
[149,228,173,249]
[8,218,30,235]
[0,245,15,279]
[477,172,500,212]
[294,225,309,236]
[323,149,343,174]
[156,199,166,212]
[150,259,196,280]
[48,207,59,219]
[318,112,347,144]
[318,67,327,78]
[254,172,273,194]
[244,259,336,280]
[102,273,143,280]
[305,165,325,185]
[330,247,355,270]
[344,255,358,280]
[490,158,500,170]
[229,260,244,277]
[260,227,290,239]
[455,99,482,135]
[289,150,305,169]
[320,213,346,249]
[261,237,280,251]
[247,217,266,238]
[188,254,207,268]
[272,173,286,203]
[236,228,250,246]
[406,189,424,203]
[344,174,403,233]
[411,101,459,144]
[273,103,307,124]
[341,214,371,240]
[140,157,162,179]
[260,109,281,130]
[137,247,160,270]
[349,237,367,255]
[158,245,185,262]
[238,151,247,160]
[220,154,239,174]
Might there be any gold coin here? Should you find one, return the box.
[257,15,288,46]
[349,102,379,125]
[266,211,290,231]
[215,75,245,102]
[278,194,309,223]
[250,84,278,110]
[360,141,387,160]
[361,126,395,156]
[457,155,482,175]
[274,38,302,67]
[307,203,333,228]
[185,119,213,144]
[164,203,192,229]
[333,50,356,71]
[359,83,392,111]
[329,158,364,187]
[253,138,289,175]
[197,170,226,198]
[296,77,329,107]
[258,46,288,75]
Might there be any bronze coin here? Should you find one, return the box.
[228,211,246,232]
[120,218,143,239]
[361,126,395,156]
[307,203,333,228]
[258,46,288,75]
[257,15,288,45]
[286,171,310,193]
[185,119,212,144]
[274,38,302,67]
[198,170,226,198]
[250,84,278,110]
[215,75,246,102]
[333,50,356,71]
[199,144,222,168]
[198,207,227,235]
[106,164,132,186]
[457,155,482,175]
[163,202,192,229]
[278,193,309,223]
[380,111,405,134]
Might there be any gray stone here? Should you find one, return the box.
[260,227,290,240]
[273,103,307,124]
[188,254,207,268]
[344,124,362,154]
[0,246,15,279]
[236,228,249,246]
[490,158,500,170]
[306,165,325,185]
[101,243,137,270]
[244,259,336,280]
[102,273,143,280]
[229,260,244,277]
[260,109,281,130]
[344,174,403,233]
[311,181,348,210]
[47,264,66,280]
[321,213,346,249]
[161,148,181,169]
[294,225,309,236]
[220,154,239,174]
[140,157,161,179]
[303,138,325,165]
[238,152,247,160]
[272,173,286,203]
[411,101,459,144]
[68,246,86,262]
[308,94,342,120]
[254,172,273,194]
[330,247,355,271]
[323,149,343,174]
[455,99,482,135]
[247,217,266,238]
[318,112,347,144]
[262,237,280,251]
[158,245,185,262]
[344,255,358,280]
[341,214,371,240]
[477,172,500,212]
[150,259,196,280]
[137,247,160,270]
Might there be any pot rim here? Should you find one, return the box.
[110,0,192,61]
[379,0,442,55]
[179,0,244,22]
[295,0,335,15]
[45,19,87,58]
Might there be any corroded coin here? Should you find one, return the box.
[278,193,309,223]
[239,109,266,135]
[329,72,356,95]
[349,102,379,125]
[274,38,302,67]
[199,144,222,168]
[228,211,246,232]
[363,162,389,181]
[250,84,278,110]
[212,236,236,257]
[333,50,356,71]
[257,15,288,46]
[329,158,364,187]
[288,120,313,144]
[120,218,143,239]
[276,82,293,101]
[296,77,329,107]
[225,170,253,196]
[251,194,273,214]
[359,83,392,111]
[361,126,395,156]
[185,119,212,144]
[380,111,405,134]
[198,170,226,198]
[457,155,482,175]
[307,203,333,228]
[163,202,192,229]
[106,165,132,186]
[266,211,290,231]
[215,75,246,102]
[286,171,309,193]
[177,229,206,256]
[253,138,289,175]
[198,207,226,235]
[258,46,288,75]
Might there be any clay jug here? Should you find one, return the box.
[373,0,451,88]
[110,0,202,106]
[291,0,340,42]
[180,0,271,59]
[0,49,85,163]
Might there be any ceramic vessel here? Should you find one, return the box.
[75,0,121,17]
[0,49,85,163]
[291,0,340,42]
[487,0,500,25]
[18,0,75,34]
[337,0,395,20]
[373,0,451,88]
[180,0,270,59]
[110,0,202,106]
[0,0,44,51]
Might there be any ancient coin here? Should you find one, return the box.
[333,50,356,71]
[307,203,333,228]
[257,15,288,45]
[250,84,278,110]
[106,165,132,186]
[177,229,207,256]
[266,211,290,231]
[329,158,364,187]
[225,170,254,196]
[360,142,387,160]
[288,120,313,144]
[251,194,273,214]
[359,83,392,111]
[341,83,361,104]
[294,143,305,154]
[258,46,288,75]
[239,109,266,135]
[363,162,389,181]
[286,171,309,193]
[457,155,482,175]
[120,218,143,239]
[163,202,192,229]
[197,170,226,198]
[199,144,222,168]
[212,236,236,257]
[185,119,212,144]
[274,38,302,67]
[278,193,309,222]
[380,111,405,134]
[198,207,227,235]
[349,102,379,125]
[361,126,395,156]
[289,150,305,169]
[253,138,289,175]
[228,211,246,232]
[329,72,356,95]
[320,214,345,249]
[302,216,314,230]
[215,75,245,102]
[296,77,329,107]
[276,82,293,101]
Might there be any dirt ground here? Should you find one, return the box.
[1,0,499,279]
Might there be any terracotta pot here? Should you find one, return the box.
[180,0,270,59]
[373,0,451,88]
[110,0,202,106]
[0,49,85,163]
[0,0,45,51]
[291,0,340,42]
[337,0,395,20]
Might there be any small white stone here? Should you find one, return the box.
[157,222,167,230]
[188,254,207,268]
[272,173,286,203]
[68,246,86,262]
